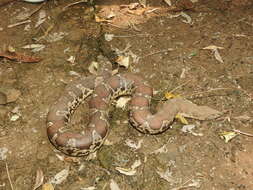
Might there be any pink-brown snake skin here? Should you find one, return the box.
[47,56,178,156]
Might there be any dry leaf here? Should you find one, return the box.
[156,168,174,183]
[22,44,46,52]
[151,145,168,154]
[49,168,69,185]
[0,51,42,63]
[213,49,224,63]
[115,97,131,109]
[33,168,44,190]
[180,12,192,24]
[105,34,114,41]
[42,183,54,190]
[165,92,181,99]
[115,160,141,176]
[125,139,143,150]
[181,125,203,136]
[115,167,137,176]
[67,56,75,64]
[175,113,188,124]
[203,45,224,50]
[88,61,98,75]
[116,56,130,68]
[80,187,96,190]
[220,131,237,143]
[164,0,172,6]
[110,179,121,190]
[203,45,224,63]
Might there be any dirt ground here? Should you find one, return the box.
[0,0,253,189]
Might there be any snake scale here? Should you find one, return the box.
[47,56,178,156]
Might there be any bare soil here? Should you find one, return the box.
[0,0,253,190]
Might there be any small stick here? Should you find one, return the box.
[7,20,31,28]
[187,88,233,98]
[233,129,253,137]
[23,2,46,20]
[5,162,14,190]
[169,80,192,94]
[141,48,173,58]
[63,0,88,10]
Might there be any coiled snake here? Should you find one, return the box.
[47,55,180,156]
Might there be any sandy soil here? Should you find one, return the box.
[0,0,253,189]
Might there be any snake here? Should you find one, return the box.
[46,55,179,156]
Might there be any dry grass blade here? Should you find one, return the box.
[33,168,44,190]
[5,162,14,190]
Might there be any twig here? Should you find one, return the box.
[5,162,14,190]
[141,48,174,58]
[35,23,54,41]
[233,129,253,137]
[7,20,31,28]
[187,88,233,99]
[103,23,129,30]
[169,80,192,94]
[23,2,46,20]
[63,0,88,10]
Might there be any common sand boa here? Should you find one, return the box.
[47,56,178,156]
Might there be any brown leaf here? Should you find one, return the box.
[0,51,42,63]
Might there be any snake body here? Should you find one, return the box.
[47,56,177,156]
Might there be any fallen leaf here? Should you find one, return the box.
[115,97,131,109]
[35,10,46,28]
[0,147,8,160]
[49,168,69,185]
[125,139,143,150]
[22,44,46,52]
[156,168,174,183]
[164,0,172,6]
[220,131,237,143]
[180,12,192,24]
[0,51,42,63]
[80,187,96,190]
[88,61,98,75]
[115,167,137,176]
[67,56,75,64]
[213,49,224,63]
[115,160,141,176]
[151,145,168,154]
[42,183,54,190]
[165,92,181,99]
[181,124,203,136]
[110,179,120,190]
[104,34,115,41]
[203,45,224,50]
[116,56,130,68]
[33,168,44,190]
[176,113,188,124]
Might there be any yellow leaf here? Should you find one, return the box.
[164,92,180,100]
[220,131,237,143]
[175,113,188,125]
[42,183,54,190]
